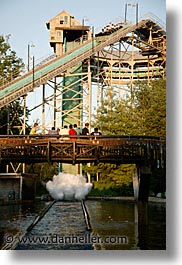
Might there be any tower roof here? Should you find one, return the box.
[46,10,81,29]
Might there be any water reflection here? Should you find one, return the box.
[0,202,46,249]
[86,200,166,250]
[0,200,165,250]
[15,201,93,250]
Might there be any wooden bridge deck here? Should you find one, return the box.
[0,135,166,167]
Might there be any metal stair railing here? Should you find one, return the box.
[0,35,90,90]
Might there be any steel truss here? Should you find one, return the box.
[26,18,166,132]
[2,17,166,174]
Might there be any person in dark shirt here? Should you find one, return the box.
[91,128,102,154]
[82,123,89,135]
[91,128,102,136]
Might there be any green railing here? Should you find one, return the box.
[0,19,157,108]
[0,40,98,100]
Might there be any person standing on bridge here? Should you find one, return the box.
[73,124,82,135]
[30,122,39,135]
[60,125,68,135]
[91,128,102,136]
[69,124,77,140]
[82,123,89,136]
[60,125,69,140]
[91,128,102,151]
[48,127,57,135]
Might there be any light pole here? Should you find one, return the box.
[136,2,138,25]
[5,34,11,43]
[28,42,35,71]
[125,2,139,25]
[32,55,35,88]
[82,17,89,27]
[124,3,128,23]
[82,17,89,39]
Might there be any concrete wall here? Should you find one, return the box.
[0,173,37,202]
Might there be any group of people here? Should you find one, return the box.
[96,22,124,37]
[29,122,102,138]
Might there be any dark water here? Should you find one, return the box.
[86,200,166,250]
[0,199,166,250]
[0,202,46,249]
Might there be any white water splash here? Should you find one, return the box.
[46,173,93,201]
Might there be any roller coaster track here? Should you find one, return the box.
[0,19,161,109]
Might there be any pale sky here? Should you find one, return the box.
[1,0,166,64]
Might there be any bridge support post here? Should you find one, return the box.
[47,141,51,163]
[135,165,150,246]
[72,141,76,165]
[137,201,149,248]
[138,166,151,202]
[132,166,139,200]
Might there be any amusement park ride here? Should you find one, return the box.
[0,9,166,199]
[0,9,166,132]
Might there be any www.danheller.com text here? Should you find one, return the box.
[4,233,128,245]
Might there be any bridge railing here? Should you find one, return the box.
[0,134,165,141]
[0,135,166,167]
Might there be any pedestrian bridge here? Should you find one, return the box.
[0,135,165,167]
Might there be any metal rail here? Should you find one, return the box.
[1,200,92,250]
[26,200,57,232]
[1,200,56,250]
[81,200,92,231]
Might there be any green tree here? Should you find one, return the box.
[93,99,131,135]
[0,35,24,85]
[0,99,31,134]
[94,79,166,137]
[26,163,59,183]
[84,163,134,187]
[0,35,30,135]
[86,78,166,196]
[134,79,166,137]
[26,163,59,196]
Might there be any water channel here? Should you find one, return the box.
[0,199,166,250]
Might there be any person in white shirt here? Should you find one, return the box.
[60,125,69,139]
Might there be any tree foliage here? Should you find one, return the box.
[26,163,59,196]
[134,79,166,137]
[93,79,166,137]
[83,163,135,187]
[0,35,30,135]
[85,78,166,195]
[26,163,58,183]
[0,99,30,134]
[0,35,24,84]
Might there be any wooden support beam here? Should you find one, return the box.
[138,166,151,202]
[46,141,51,163]
[132,166,139,200]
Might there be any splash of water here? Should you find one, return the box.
[46,173,93,201]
